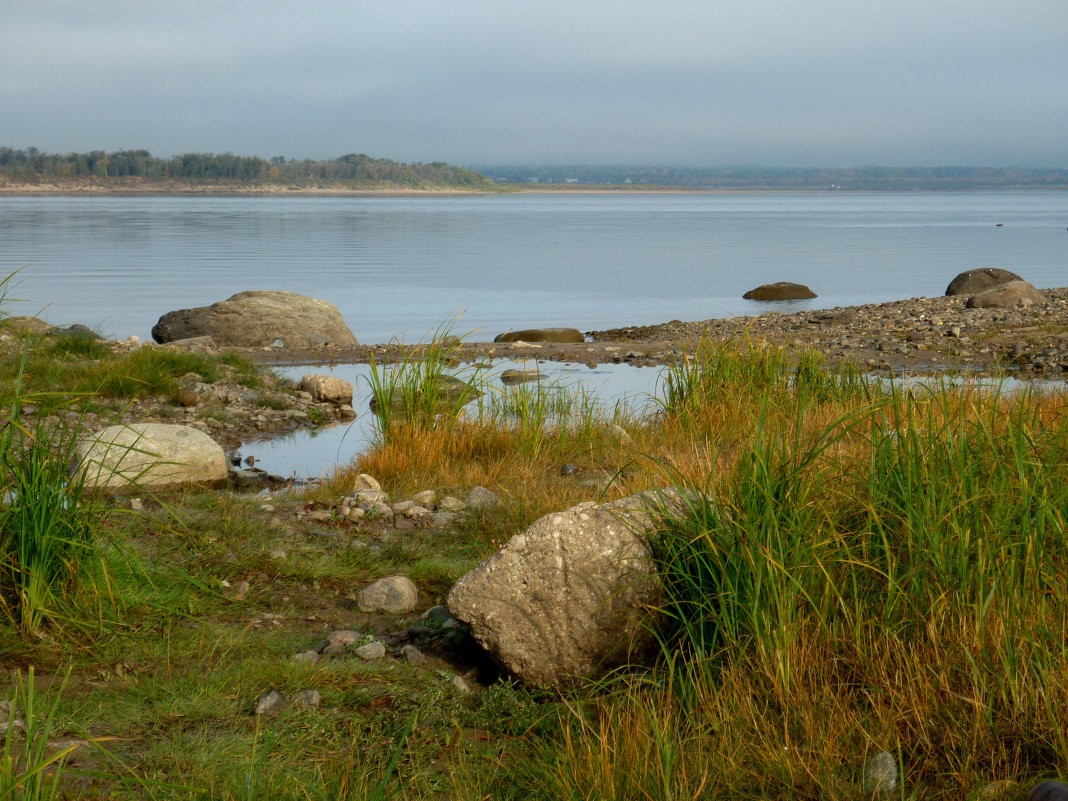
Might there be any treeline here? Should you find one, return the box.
[479,164,1068,190]
[0,147,496,189]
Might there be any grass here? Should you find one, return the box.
[5,302,1068,798]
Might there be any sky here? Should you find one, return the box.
[2,1,1067,168]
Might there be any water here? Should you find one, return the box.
[1,192,1066,344]
[242,360,664,479]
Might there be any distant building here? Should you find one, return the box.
[566,178,578,184]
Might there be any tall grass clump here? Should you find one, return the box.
[637,378,1068,795]
[366,320,483,443]
[0,388,99,634]
[659,336,877,420]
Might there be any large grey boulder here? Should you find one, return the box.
[946,267,1023,296]
[77,423,228,492]
[743,282,817,301]
[151,291,358,348]
[966,280,1044,309]
[494,328,585,344]
[447,490,682,687]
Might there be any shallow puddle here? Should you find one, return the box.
[236,360,665,480]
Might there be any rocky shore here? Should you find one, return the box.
[227,287,1068,380]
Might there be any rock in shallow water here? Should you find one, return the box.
[743,281,817,301]
[152,290,358,348]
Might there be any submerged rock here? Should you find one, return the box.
[743,282,817,301]
[494,328,585,344]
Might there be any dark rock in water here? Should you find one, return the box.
[743,282,817,301]
[368,373,480,414]
[945,267,1023,296]
[966,280,1044,309]
[500,368,542,386]
[152,290,358,348]
[494,328,585,344]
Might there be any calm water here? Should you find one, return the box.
[1,192,1066,344]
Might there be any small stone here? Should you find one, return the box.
[404,505,431,519]
[352,489,390,507]
[862,750,898,795]
[466,486,501,510]
[352,473,382,492]
[226,581,250,601]
[421,605,457,628]
[450,675,473,693]
[291,690,321,709]
[355,641,387,661]
[177,388,199,407]
[338,404,357,421]
[268,548,287,560]
[410,490,436,509]
[560,463,580,476]
[128,497,145,511]
[431,512,457,526]
[437,495,466,513]
[401,644,427,666]
[608,424,634,446]
[292,650,319,664]
[358,576,419,613]
[321,630,362,656]
[255,689,288,717]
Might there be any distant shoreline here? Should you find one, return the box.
[4,178,1066,196]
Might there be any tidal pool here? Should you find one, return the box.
[235,360,665,480]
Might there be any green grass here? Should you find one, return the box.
[7,289,1068,799]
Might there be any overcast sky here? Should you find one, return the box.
[2,1,1066,167]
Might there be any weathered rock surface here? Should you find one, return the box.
[862,750,899,795]
[300,374,354,405]
[743,282,817,301]
[151,291,358,348]
[494,328,585,344]
[447,490,680,687]
[966,280,1045,309]
[359,576,419,613]
[77,423,228,492]
[0,316,53,335]
[946,267,1023,296]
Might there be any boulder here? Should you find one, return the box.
[447,490,683,687]
[743,282,817,301]
[151,291,358,349]
[494,328,585,344]
[966,280,1044,309]
[76,423,228,492]
[300,374,354,405]
[946,267,1023,296]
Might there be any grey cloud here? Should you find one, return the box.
[1,0,1066,165]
